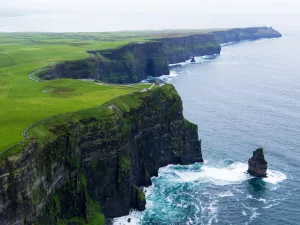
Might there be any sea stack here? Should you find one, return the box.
[248,148,268,177]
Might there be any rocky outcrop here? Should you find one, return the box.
[248,148,268,177]
[0,84,203,224]
[214,27,282,44]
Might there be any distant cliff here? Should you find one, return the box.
[38,34,220,83]
[158,33,221,64]
[214,27,282,44]
[0,84,203,224]
[37,27,281,83]
[39,42,170,84]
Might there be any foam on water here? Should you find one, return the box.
[217,191,234,198]
[112,210,142,225]
[175,162,249,185]
[264,170,287,184]
[159,70,179,83]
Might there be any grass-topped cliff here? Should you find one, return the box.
[0,31,155,152]
[0,84,203,224]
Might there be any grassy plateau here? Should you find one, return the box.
[0,32,155,153]
[0,29,221,154]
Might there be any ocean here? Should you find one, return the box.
[113,30,300,224]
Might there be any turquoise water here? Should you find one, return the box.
[113,32,300,224]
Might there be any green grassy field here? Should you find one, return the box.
[0,32,156,153]
[0,29,221,153]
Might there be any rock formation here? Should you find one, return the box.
[248,148,268,177]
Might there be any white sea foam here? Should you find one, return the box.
[175,162,249,185]
[220,42,234,46]
[112,210,142,225]
[167,161,287,185]
[169,59,191,67]
[247,195,267,204]
[217,191,234,198]
[249,210,260,222]
[159,70,179,83]
[206,200,219,225]
[264,170,287,184]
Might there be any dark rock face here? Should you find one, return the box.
[158,33,221,64]
[248,148,268,177]
[0,84,203,224]
[214,27,282,44]
[39,42,170,84]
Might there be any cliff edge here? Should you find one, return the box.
[0,84,203,225]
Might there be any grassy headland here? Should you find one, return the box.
[0,32,152,152]
[0,29,223,153]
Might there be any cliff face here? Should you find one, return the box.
[214,27,282,44]
[0,84,203,224]
[158,33,221,64]
[39,42,170,84]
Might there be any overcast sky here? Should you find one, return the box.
[1,0,299,32]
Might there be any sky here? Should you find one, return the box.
[0,0,299,32]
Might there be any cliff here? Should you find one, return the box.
[0,84,203,225]
[37,27,281,83]
[38,42,170,84]
[38,34,220,83]
[214,27,282,44]
[157,33,221,64]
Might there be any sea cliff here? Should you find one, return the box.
[0,84,203,225]
[38,27,281,83]
[214,27,282,44]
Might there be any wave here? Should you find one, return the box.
[174,162,249,185]
[112,161,287,225]
[163,162,286,185]
[220,42,235,46]
[159,70,180,83]
[264,170,287,184]
[112,210,142,225]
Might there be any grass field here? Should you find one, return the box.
[0,29,220,153]
[0,32,156,153]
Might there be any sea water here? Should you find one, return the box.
[113,31,300,224]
